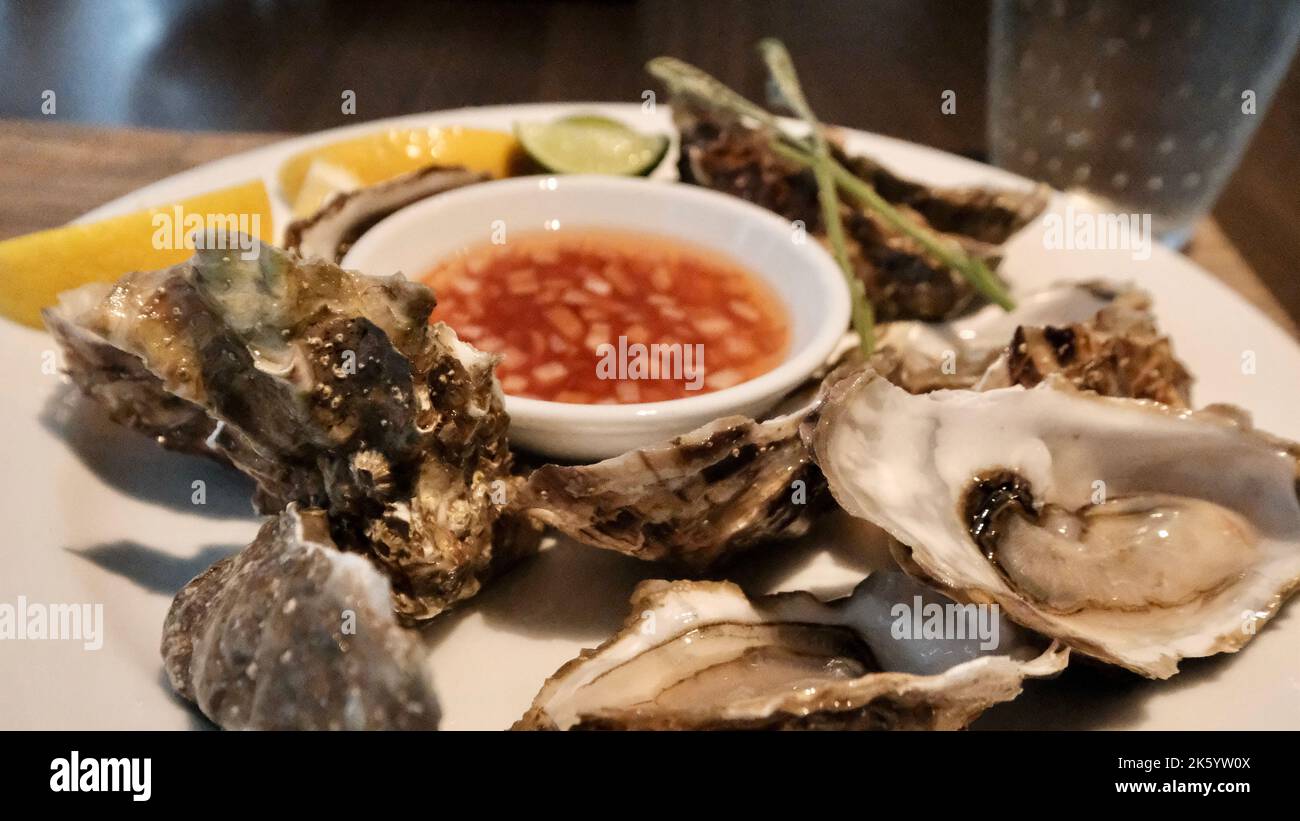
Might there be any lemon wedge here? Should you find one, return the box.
[291,159,362,218]
[0,179,274,329]
[278,126,519,202]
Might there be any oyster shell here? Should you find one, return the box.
[809,368,1300,678]
[515,571,1066,730]
[162,505,439,729]
[673,102,1046,321]
[985,290,1193,407]
[42,279,225,458]
[45,239,539,620]
[876,281,1120,392]
[284,164,487,262]
[513,335,869,571]
[517,408,824,571]
[871,282,1191,406]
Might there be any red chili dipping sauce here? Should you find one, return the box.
[425,229,790,404]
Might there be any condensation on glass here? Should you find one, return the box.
[989,0,1300,246]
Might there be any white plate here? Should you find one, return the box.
[1,103,1297,730]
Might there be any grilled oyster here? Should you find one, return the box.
[876,281,1120,392]
[673,102,1046,321]
[809,369,1300,678]
[515,571,1066,730]
[45,238,538,620]
[162,506,439,730]
[981,290,1192,407]
[517,408,825,571]
[871,282,1191,406]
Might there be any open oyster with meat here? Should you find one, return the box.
[807,368,1300,679]
[45,237,541,623]
[30,48,1274,731]
[516,570,1066,730]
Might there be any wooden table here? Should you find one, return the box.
[2,118,1295,338]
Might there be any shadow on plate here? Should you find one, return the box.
[429,510,892,650]
[425,538,665,648]
[68,541,242,596]
[979,593,1299,729]
[156,668,216,731]
[974,631,1270,730]
[41,385,258,520]
[972,661,1150,730]
[725,510,892,598]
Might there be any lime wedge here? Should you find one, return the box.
[515,115,669,176]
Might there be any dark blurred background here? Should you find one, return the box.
[2,0,1298,318]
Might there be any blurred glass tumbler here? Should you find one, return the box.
[989,0,1300,246]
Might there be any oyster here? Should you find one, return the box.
[284,165,488,262]
[517,408,824,571]
[876,281,1120,392]
[45,238,539,620]
[983,290,1193,407]
[673,102,1046,321]
[42,282,227,458]
[809,369,1300,678]
[871,282,1191,406]
[514,333,874,571]
[162,506,439,729]
[515,571,1066,730]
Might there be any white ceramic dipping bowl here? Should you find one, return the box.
[343,175,850,461]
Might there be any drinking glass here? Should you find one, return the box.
[989,0,1300,246]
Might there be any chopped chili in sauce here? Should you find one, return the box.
[425,229,790,404]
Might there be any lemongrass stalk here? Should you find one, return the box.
[647,54,1019,314]
[757,39,874,355]
[773,141,1017,311]
[645,57,781,129]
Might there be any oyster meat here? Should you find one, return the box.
[809,368,1300,678]
[162,506,439,730]
[45,239,539,620]
[516,571,1066,730]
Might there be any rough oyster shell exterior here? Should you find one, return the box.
[162,506,439,730]
[45,240,539,621]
